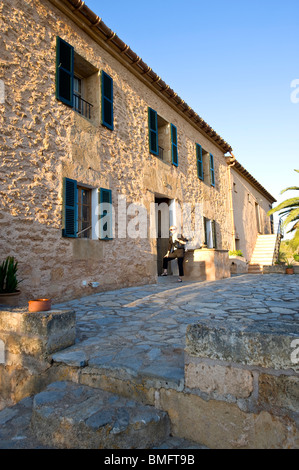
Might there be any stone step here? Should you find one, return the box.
[0,395,207,449]
[30,381,170,449]
[248,265,263,273]
[250,260,272,264]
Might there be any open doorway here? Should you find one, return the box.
[155,196,171,275]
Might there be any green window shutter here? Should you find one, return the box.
[212,220,217,248]
[99,188,113,240]
[148,107,158,155]
[101,71,114,130]
[62,177,77,238]
[56,37,74,107]
[171,124,178,166]
[210,153,215,187]
[196,144,203,180]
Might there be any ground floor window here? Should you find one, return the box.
[62,178,113,240]
[204,217,217,248]
[77,186,92,238]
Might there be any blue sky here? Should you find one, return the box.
[86,0,298,233]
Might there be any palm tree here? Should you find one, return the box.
[268,169,299,233]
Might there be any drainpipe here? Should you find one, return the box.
[227,152,237,251]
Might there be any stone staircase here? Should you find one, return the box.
[248,234,278,273]
[0,351,206,449]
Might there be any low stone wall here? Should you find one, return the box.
[183,249,230,281]
[0,308,75,409]
[263,265,299,274]
[229,255,248,274]
[178,320,299,449]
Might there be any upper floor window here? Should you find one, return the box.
[196,144,215,187]
[148,107,178,166]
[56,37,99,123]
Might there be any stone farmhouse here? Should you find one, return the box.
[0,0,277,304]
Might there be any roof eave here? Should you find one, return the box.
[226,156,276,204]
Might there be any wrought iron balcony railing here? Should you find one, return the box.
[158,146,164,161]
[73,94,93,120]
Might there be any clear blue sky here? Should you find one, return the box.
[86,0,299,233]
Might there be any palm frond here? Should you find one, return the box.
[282,208,299,228]
[268,197,299,216]
[280,186,299,194]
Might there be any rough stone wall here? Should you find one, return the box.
[0,308,75,409]
[231,167,273,261]
[183,321,299,449]
[1,0,233,303]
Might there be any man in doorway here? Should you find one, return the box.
[161,226,188,282]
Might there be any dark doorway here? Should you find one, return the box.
[155,196,171,275]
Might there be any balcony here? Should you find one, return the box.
[73,94,93,120]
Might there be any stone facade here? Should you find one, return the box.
[0,0,274,304]
[229,160,275,261]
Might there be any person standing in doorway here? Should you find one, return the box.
[161,226,188,282]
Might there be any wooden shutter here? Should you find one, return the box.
[212,220,217,248]
[148,108,158,155]
[99,188,113,240]
[101,71,114,130]
[171,124,178,166]
[56,37,74,107]
[196,144,203,180]
[62,177,77,238]
[210,153,215,187]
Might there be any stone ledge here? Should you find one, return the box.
[186,319,299,372]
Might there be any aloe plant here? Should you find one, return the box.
[0,257,21,293]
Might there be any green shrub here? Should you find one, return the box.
[229,250,244,257]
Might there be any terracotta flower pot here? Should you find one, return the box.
[28,299,51,312]
[286,268,294,275]
[0,290,21,307]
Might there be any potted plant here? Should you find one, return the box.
[0,256,22,306]
[286,263,294,275]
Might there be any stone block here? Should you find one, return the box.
[0,309,75,355]
[184,249,230,281]
[258,374,299,414]
[186,320,299,371]
[185,359,254,398]
[0,309,75,407]
[159,389,299,449]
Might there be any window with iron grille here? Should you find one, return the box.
[56,37,98,122]
[148,108,178,166]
